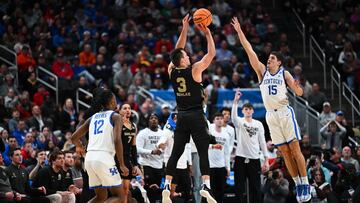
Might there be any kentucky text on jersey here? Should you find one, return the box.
[262,78,283,85]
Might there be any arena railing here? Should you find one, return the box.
[288,90,321,146]
[309,35,327,89]
[0,45,18,86]
[36,66,59,105]
[76,88,93,112]
[292,8,306,57]
[330,65,342,110]
[342,82,360,126]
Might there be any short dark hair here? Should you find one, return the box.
[270,51,284,65]
[63,150,74,156]
[9,147,21,157]
[242,103,254,109]
[220,107,231,114]
[212,112,224,121]
[49,150,64,164]
[170,48,185,67]
[35,149,46,157]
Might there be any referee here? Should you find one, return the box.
[232,89,269,203]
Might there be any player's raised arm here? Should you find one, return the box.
[284,70,303,96]
[192,24,215,82]
[175,14,190,49]
[231,17,265,81]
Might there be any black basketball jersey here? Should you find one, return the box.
[121,122,136,155]
[170,66,205,111]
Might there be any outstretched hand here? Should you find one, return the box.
[233,89,242,103]
[231,17,241,33]
[182,14,190,28]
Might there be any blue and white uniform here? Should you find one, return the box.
[85,110,122,188]
[259,67,301,146]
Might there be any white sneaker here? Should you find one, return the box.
[162,184,172,203]
[199,184,217,203]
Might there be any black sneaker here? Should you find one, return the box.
[162,184,172,203]
[199,184,217,203]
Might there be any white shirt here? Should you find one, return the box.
[208,126,231,170]
[231,103,268,159]
[136,128,164,169]
[157,127,191,169]
[259,67,289,110]
[209,123,235,155]
[87,110,116,156]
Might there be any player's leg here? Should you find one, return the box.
[234,156,247,203]
[106,187,123,203]
[89,188,108,203]
[121,179,131,203]
[247,158,262,203]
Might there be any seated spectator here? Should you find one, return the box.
[52,54,74,81]
[262,169,289,203]
[71,55,95,85]
[2,136,19,166]
[342,52,360,90]
[300,134,313,160]
[8,109,20,133]
[17,45,36,85]
[113,62,133,92]
[91,54,112,85]
[12,120,28,147]
[0,74,19,97]
[216,40,233,64]
[62,131,75,151]
[309,168,338,203]
[5,148,49,202]
[4,88,19,109]
[58,98,77,133]
[62,151,81,196]
[79,43,96,69]
[71,153,83,189]
[307,155,331,184]
[27,149,48,180]
[320,120,346,150]
[32,151,75,203]
[15,91,32,120]
[26,105,48,132]
[33,85,50,107]
[299,75,312,99]
[319,102,336,127]
[338,41,357,66]
[21,141,35,167]
[307,83,328,113]
[341,146,360,171]
[0,96,11,125]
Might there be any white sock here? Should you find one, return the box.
[203,179,211,189]
[165,179,172,187]
[292,176,301,186]
[301,176,309,185]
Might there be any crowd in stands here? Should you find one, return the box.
[289,0,360,96]
[0,0,359,203]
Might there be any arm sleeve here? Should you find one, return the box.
[319,125,328,139]
[258,122,268,158]
[136,130,152,155]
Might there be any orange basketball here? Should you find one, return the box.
[193,8,212,27]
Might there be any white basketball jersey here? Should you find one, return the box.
[87,110,116,156]
[259,67,289,110]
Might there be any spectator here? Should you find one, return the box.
[134,63,152,89]
[79,44,96,69]
[335,111,355,148]
[15,91,32,120]
[309,168,337,203]
[8,109,21,134]
[319,102,337,127]
[62,151,81,196]
[2,136,19,166]
[113,62,133,92]
[320,120,346,150]
[299,75,312,99]
[307,155,331,184]
[307,83,328,113]
[26,105,47,132]
[342,52,360,90]
[23,72,39,100]
[4,88,19,109]
[21,141,35,167]
[158,104,171,128]
[91,54,112,85]
[58,98,77,133]
[32,151,75,203]
[341,146,360,171]
[32,85,50,107]
[71,55,95,85]
[27,149,48,180]
[62,131,75,151]
[17,45,36,85]
[5,148,49,202]
[71,153,83,190]
[12,120,28,147]
[338,42,357,65]
[300,134,313,160]
[262,169,289,203]
[0,74,19,97]
[216,40,233,64]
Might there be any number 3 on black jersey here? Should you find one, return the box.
[176,77,187,92]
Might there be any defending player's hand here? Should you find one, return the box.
[233,89,242,103]
[120,165,129,177]
[231,17,241,33]
[182,13,190,29]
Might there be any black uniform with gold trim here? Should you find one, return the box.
[166,66,211,177]
[119,122,137,179]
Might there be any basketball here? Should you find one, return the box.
[193,8,212,27]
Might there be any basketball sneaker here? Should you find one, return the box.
[301,184,312,202]
[199,184,217,203]
[162,184,172,203]
[295,185,303,203]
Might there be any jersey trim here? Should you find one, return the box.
[282,68,288,87]
[258,68,268,85]
[89,184,122,189]
[109,111,115,127]
[274,138,296,147]
[287,106,300,140]
[269,67,282,76]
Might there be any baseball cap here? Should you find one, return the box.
[101,32,108,37]
[336,111,344,116]
[212,75,220,81]
[323,102,331,107]
[83,31,91,35]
